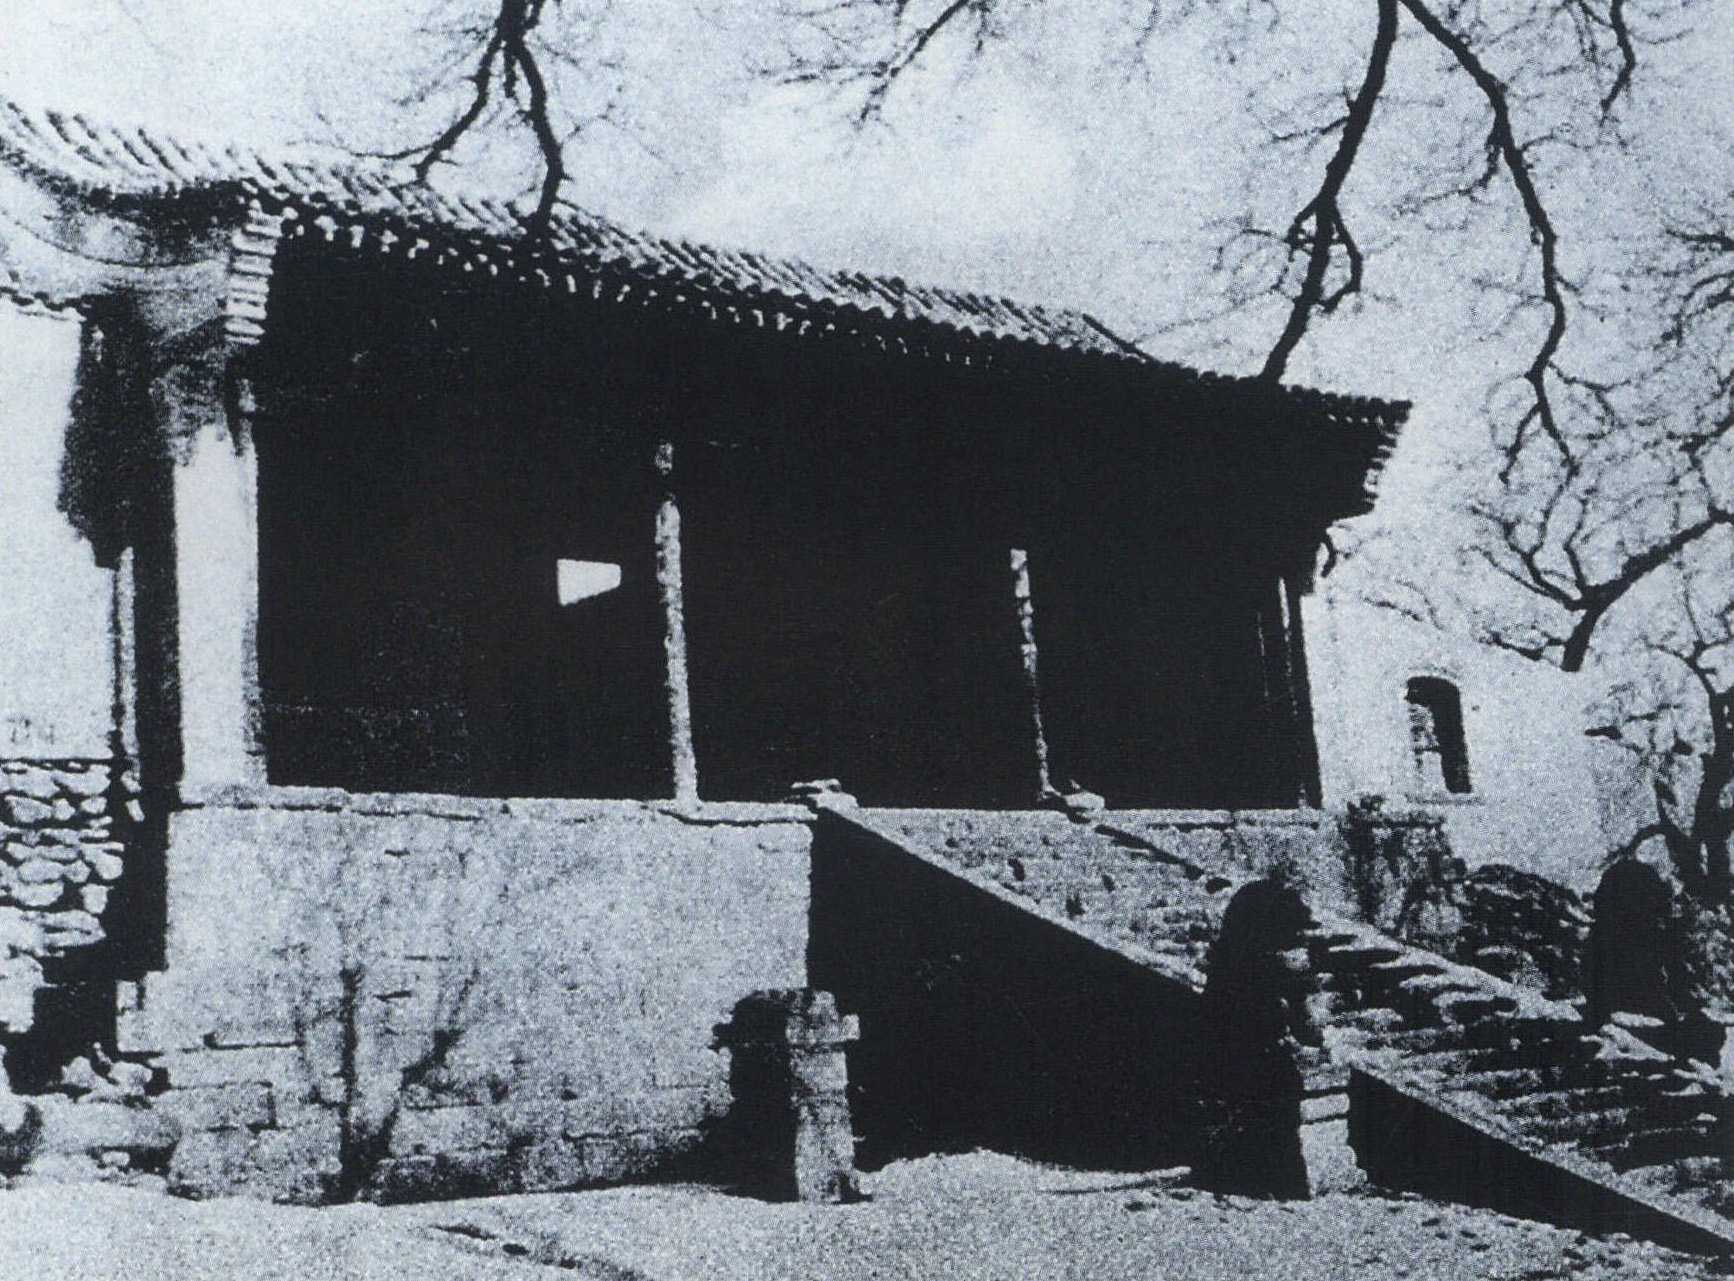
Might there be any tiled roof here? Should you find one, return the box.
[0,98,1409,457]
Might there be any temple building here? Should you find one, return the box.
[0,100,1404,1201]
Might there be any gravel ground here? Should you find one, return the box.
[0,1152,1725,1281]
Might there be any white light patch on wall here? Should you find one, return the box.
[557,559,623,605]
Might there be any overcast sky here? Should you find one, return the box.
[2,1,1731,551]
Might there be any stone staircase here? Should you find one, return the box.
[840,805,1734,1255]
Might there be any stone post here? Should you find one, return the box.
[714,989,860,1202]
[154,348,265,794]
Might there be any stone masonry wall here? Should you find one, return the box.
[0,758,133,1035]
[117,791,811,1203]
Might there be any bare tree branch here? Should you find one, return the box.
[1259,0,1396,381]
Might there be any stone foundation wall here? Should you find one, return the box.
[0,758,133,1033]
[117,790,811,1203]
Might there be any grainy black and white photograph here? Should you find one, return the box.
[0,1,1730,1277]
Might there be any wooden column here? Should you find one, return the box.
[1282,569,1324,808]
[1009,548,1054,800]
[655,441,699,803]
[158,352,265,794]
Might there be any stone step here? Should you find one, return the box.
[1331,1006,1407,1036]
[1317,942,1406,973]
[1495,1085,1627,1122]
[1397,1046,1523,1076]
[1435,992,1522,1025]
[1587,1118,1725,1171]
[1412,1013,1584,1057]
[1303,926,1360,951]
[1367,957,1449,987]
[1661,1155,1731,1191]
[1524,1105,1642,1147]
[30,1098,180,1161]
[1453,1067,1564,1100]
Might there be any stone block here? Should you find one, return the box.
[514,1133,589,1191]
[78,797,108,818]
[248,1119,345,1205]
[51,799,76,824]
[168,1127,253,1197]
[34,1098,179,1158]
[87,849,124,882]
[11,880,65,909]
[387,1104,499,1156]
[25,839,84,864]
[370,1146,515,1203]
[2,796,54,827]
[162,1046,307,1089]
[40,909,103,949]
[2,766,60,800]
[578,1132,661,1184]
[0,974,41,1031]
[25,1152,103,1182]
[0,907,43,953]
[58,769,111,798]
[17,858,80,885]
[81,884,109,914]
[165,1082,275,1131]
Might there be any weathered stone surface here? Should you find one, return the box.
[161,1046,307,1089]
[149,799,812,1202]
[26,840,86,863]
[33,1098,179,1158]
[1458,864,1587,999]
[164,1082,275,1131]
[16,858,81,885]
[714,989,860,1203]
[369,1145,516,1202]
[40,909,102,948]
[0,908,43,952]
[59,769,112,798]
[576,1132,661,1186]
[2,767,60,800]
[170,1115,344,1205]
[387,1104,498,1156]
[0,956,43,1031]
[3,796,55,827]
[0,757,126,1034]
[11,881,65,909]
[166,1127,253,1197]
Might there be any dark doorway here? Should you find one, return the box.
[254,373,671,799]
[1034,540,1303,809]
[682,440,1037,807]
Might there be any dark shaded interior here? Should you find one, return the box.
[1406,675,1472,796]
[808,810,1203,1170]
[249,239,1331,806]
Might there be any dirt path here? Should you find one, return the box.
[0,1153,1720,1281]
